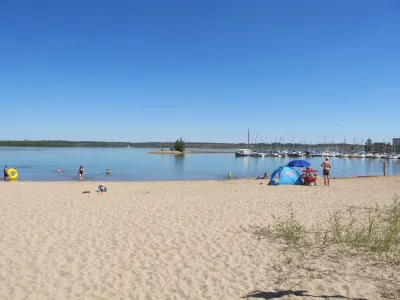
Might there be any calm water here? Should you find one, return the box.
[1,147,399,182]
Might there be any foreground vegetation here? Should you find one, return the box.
[244,194,400,298]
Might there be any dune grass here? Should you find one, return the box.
[245,194,400,297]
[249,194,400,261]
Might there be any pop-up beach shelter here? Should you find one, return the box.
[268,166,303,186]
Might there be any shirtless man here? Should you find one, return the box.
[321,158,332,186]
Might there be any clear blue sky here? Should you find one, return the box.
[1,0,399,144]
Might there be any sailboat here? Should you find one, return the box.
[235,129,253,157]
[235,149,252,157]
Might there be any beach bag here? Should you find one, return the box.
[98,185,107,192]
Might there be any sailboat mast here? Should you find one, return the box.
[247,128,250,149]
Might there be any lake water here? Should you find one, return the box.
[1,147,399,182]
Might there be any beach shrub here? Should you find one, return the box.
[249,194,400,261]
[174,137,185,152]
[244,194,400,293]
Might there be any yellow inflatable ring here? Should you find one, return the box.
[7,168,18,180]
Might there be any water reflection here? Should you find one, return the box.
[173,155,185,177]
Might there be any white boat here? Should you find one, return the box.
[235,149,252,157]
[349,153,359,158]
[365,153,374,158]
[359,153,366,158]
[289,151,305,157]
[311,152,322,157]
[251,152,265,157]
[271,152,281,157]
[388,154,399,159]
[280,151,288,157]
[373,153,381,159]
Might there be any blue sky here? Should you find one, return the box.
[0,0,399,143]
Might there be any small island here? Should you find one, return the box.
[148,137,233,155]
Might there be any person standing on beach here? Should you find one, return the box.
[383,162,387,176]
[77,166,84,181]
[321,158,332,186]
[3,166,8,181]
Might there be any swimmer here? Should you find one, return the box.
[106,169,111,175]
[3,166,9,181]
[57,168,62,173]
[77,165,84,180]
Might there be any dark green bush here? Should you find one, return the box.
[174,137,185,152]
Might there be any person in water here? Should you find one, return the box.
[321,158,332,186]
[3,166,8,181]
[57,168,61,173]
[383,162,387,176]
[106,169,111,175]
[77,165,84,180]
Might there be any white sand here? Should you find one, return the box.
[0,177,399,299]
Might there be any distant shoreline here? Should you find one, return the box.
[0,140,366,151]
[148,150,233,155]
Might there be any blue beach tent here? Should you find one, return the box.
[268,166,303,186]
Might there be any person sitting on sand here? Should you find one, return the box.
[106,169,111,175]
[256,173,268,180]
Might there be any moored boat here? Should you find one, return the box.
[251,152,265,157]
[235,149,252,157]
[289,151,305,157]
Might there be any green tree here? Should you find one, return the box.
[365,138,373,152]
[174,137,185,152]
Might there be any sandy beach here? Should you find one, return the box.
[1,177,399,300]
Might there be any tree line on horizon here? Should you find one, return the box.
[0,139,390,152]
